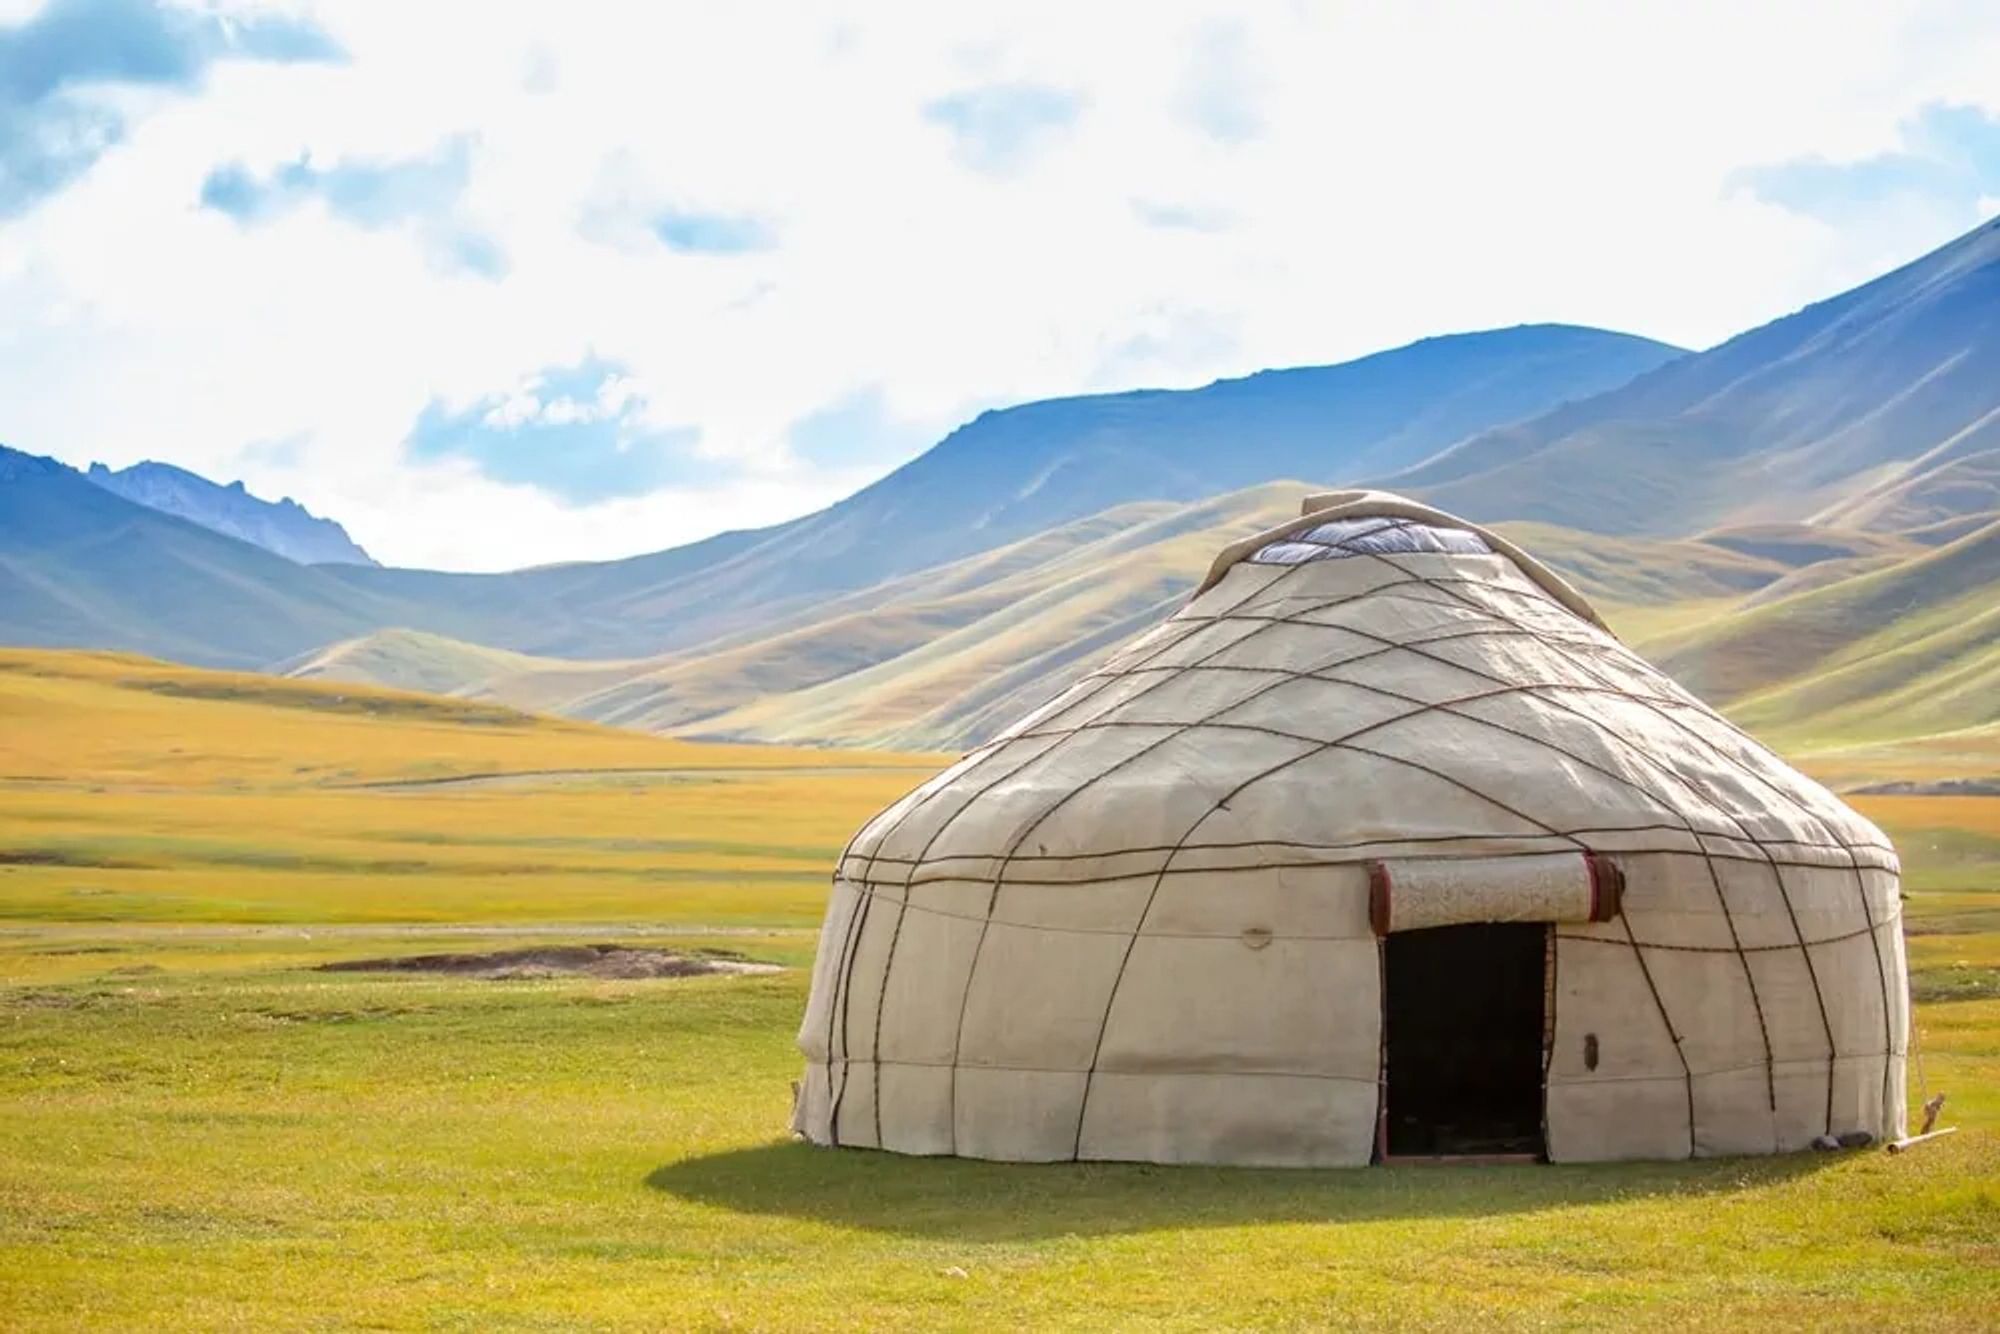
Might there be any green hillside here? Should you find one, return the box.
[272,485,1980,755]
[1639,516,1999,749]
[1650,516,2000,707]
[686,486,1305,747]
[274,488,1305,749]
[1484,521,1791,605]
[274,627,642,709]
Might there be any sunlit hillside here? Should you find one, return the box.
[0,648,930,789]
[0,650,937,926]
[277,486,1301,748]
[1647,518,2000,761]
[267,485,1999,762]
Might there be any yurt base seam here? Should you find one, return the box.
[848,826,1896,873]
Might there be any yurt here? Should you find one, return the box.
[794,491,1907,1165]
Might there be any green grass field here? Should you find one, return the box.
[2,651,1997,1329]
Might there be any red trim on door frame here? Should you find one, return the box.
[1367,861,1393,936]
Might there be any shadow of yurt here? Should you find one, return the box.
[644,1141,1838,1240]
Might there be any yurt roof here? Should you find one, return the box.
[839,492,1893,892]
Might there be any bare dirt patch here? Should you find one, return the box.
[0,848,145,869]
[317,944,782,981]
[1853,777,2000,797]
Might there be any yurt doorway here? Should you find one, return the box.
[1381,923,1546,1159]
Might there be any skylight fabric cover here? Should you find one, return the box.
[1249,516,1494,567]
[794,492,1907,1166]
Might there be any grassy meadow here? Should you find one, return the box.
[1,649,1997,1329]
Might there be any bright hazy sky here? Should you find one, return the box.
[3,0,1998,570]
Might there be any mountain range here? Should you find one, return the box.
[3,214,1997,765]
[86,460,376,566]
[1395,216,2000,536]
[0,321,1679,663]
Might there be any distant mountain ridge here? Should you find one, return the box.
[0,322,1676,670]
[1391,215,2000,536]
[86,459,376,566]
[0,444,440,668]
[807,322,1685,574]
[315,323,1685,656]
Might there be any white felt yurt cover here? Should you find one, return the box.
[795,492,1907,1165]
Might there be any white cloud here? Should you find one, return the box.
[1173,18,1262,144]
[1,0,1997,570]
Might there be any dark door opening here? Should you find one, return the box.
[1382,923,1547,1158]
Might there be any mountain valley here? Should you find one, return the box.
[4,220,1997,766]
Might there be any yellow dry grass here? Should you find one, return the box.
[0,648,930,788]
[0,649,940,925]
[1851,794,2000,833]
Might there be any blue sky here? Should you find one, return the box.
[200,133,506,277]
[0,1,1996,570]
[922,82,1084,175]
[405,356,707,503]
[0,0,339,214]
[650,209,774,256]
[1730,102,2000,227]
